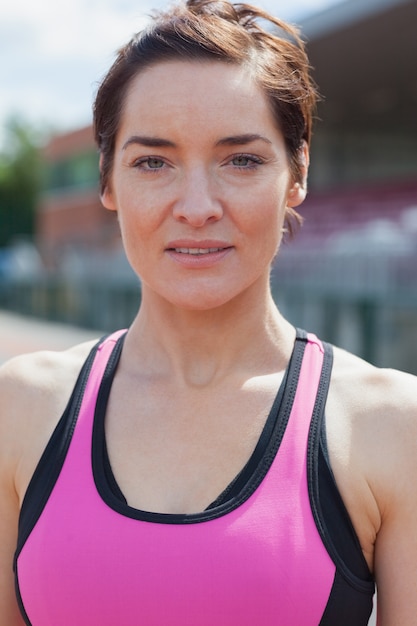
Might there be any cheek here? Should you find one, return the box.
[248,195,287,260]
[238,189,286,236]
[116,188,166,238]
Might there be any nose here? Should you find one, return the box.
[172,168,223,227]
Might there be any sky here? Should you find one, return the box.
[0,0,344,145]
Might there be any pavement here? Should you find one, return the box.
[0,310,103,364]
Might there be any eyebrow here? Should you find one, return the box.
[122,133,272,151]
[122,135,176,150]
[216,133,272,147]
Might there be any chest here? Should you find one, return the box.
[15,334,376,626]
[104,374,285,513]
[16,358,337,626]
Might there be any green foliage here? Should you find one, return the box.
[0,117,44,247]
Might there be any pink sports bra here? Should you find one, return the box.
[14,330,375,625]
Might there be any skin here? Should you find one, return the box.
[1,60,417,625]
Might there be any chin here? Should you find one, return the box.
[168,295,233,312]
[163,282,259,313]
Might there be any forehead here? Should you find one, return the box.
[126,58,258,94]
[118,60,279,139]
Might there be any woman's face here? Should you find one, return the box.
[102,60,307,311]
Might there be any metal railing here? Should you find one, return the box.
[1,250,417,373]
[0,276,141,333]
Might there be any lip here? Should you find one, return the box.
[165,239,233,268]
[166,239,232,250]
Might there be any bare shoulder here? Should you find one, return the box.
[0,338,98,396]
[0,340,98,626]
[326,345,417,580]
[331,344,417,407]
[0,338,98,421]
[329,345,417,462]
[0,339,98,502]
[329,344,417,481]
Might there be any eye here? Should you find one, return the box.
[133,157,165,170]
[230,154,264,169]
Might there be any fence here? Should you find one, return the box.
[0,276,141,334]
[1,249,417,373]
[271,250,417,373]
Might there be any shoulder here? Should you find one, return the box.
[329,344,417,486]
[0,339,99,418]
[329,345,417,447]
[0,340,99,503]
[326,345,417,570]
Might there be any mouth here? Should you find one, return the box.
[165,244,233,267]
[171,247,226,255]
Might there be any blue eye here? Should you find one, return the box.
[145,157,164,169]
[133,157,165,170]
[232,156,252,167]
[231,154,263,169]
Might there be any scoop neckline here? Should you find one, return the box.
[91,330,307,524]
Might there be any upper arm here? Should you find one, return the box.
[0,475,26,625]
[374,492,417,625]
[0,346,92,625]
[0,360,29,625]
[370,375,417,625]
[327,352,417,625]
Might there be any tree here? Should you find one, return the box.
[0,117,44,247]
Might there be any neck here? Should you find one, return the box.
[123,284,295,387]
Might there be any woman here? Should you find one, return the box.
[1,1,417,624]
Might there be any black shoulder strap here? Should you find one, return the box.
[15,339,102,558]
[307,341,375,588]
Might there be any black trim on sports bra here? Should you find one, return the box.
[206,365,289,510]
[14,338,104,626]
[14,339,102,558]
[307,341,375,625]
[91,330,307,524]
[101,366,291,511]
[14,328,376,626]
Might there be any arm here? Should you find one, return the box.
[0,344,94,625]
[0,479,26,626]
[327,353,417,626]
[370,370,417,624]
[0,359,29,626]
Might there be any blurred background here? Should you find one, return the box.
[1,0,417,374]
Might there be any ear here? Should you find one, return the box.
[99,154,117,212]
[101,186,117,212]
[287,141,310,208]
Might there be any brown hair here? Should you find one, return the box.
[93,0,319,229]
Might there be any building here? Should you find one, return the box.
[36,125,119,269]
[36,0,417,265]
[24,0,417,369]
[294,0,417,244]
